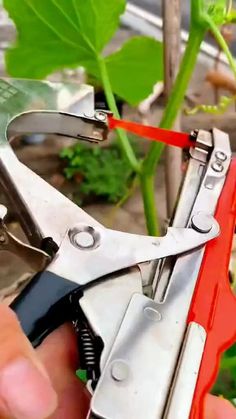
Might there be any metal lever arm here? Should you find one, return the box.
[49,214,220,287]
[7,110,108,143]
[11,215,219,348]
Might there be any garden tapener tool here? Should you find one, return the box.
[0,79,235,419]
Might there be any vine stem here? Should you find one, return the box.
[140,24,206,235]
[205,16,236,79]
[97,56,140,173]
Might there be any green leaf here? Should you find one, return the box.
[3,0,125,78]
[205,0,227,25]
[105,36,163,105]
[3,0,163,105]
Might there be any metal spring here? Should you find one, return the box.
[80,324,96,369]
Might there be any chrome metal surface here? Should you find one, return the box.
[211,161,223,172]
[111,361,129,382]
[215,151,227,161]
[90,129,231,419]
[0,80,104,247]
[94,110,107,122]
[0,145,102,247]
[0,220,50,271]
[0,79,95,144]
[191,212,213,233]
[164,322,206,419]
[143,306,162,321]
[0,80,232,419]
[189,129,212,163]
[48,219,219,286]
[91,293,192,419]
[7,111,108,143]
[69,226,100,250]
[80,267,142,369]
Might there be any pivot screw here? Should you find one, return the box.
[191,213,214,233]
[75,231,94,248]
[69,225,100,250]
[94,111,107,122]
[211,161,223,173]
[111,360,129,382]
[215,151,227,162]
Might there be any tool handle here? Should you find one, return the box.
[188,158,236,418]
[10,271,78,347]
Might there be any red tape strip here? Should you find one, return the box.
[108,116,192,149]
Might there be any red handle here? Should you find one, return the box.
[108,116,192,148]
[188,158,236,418]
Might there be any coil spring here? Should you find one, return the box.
[80,324,96,370]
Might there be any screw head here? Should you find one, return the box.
[74,231,94,248]
[211,161,223,173]
[94,111,107,122]
[215,151,227,162]
[111,360,129,382]
[191,212,214,233]
[69,225,100,250]
[205,182,213,190]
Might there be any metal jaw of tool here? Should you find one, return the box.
[0,102,231,419]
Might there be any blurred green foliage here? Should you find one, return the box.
[60,142,136,205]
[213,344,236,403]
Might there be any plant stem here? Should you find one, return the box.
[140,173,160,235]
[140,25,206,235]
[143,26,205,175]
[206,16,236,79]
[97,56,140,173]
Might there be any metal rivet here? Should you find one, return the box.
[205,182,213,190]
[211,161,223,173]
[215,151,227,162]
[74,231,94,248]
[69,225,100,250]
[94,111,107,122]
[111,360,129,382]
[191,212,213,233]
[144,306,162,322]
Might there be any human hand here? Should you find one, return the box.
[0,303,235,419]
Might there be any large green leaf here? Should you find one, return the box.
[3,0,163,105]
[4,0,125,77]
[105,37,163,105]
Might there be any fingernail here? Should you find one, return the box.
[0,357,57,419]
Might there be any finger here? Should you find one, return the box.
[0,304,57,419]
[205,394,236,419]
[37,324,89,419]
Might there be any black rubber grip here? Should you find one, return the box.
[10,271,79,347]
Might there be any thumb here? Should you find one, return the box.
[0,304,57,419]
[205,394,236,419]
